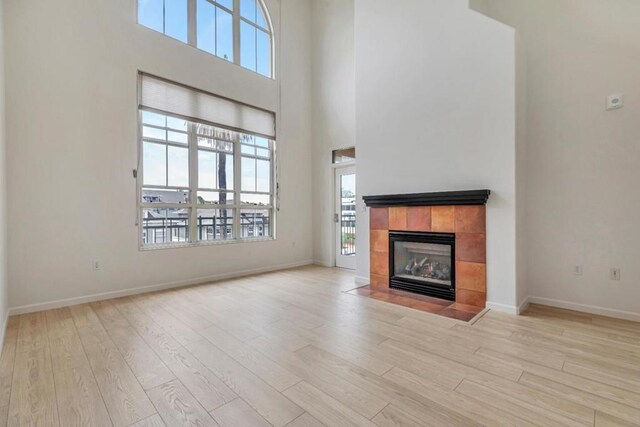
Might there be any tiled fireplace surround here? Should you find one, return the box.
[369,204,487,308]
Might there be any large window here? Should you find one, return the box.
[138,73,276,248]
[138,0,273,78]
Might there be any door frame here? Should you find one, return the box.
[333,163,356,270]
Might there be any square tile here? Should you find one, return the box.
[456,233,486,263]
[432,206,455,232]
[370,274,389,290]
[349,287,374,297]
[448,302,484,315]
[370,230,389,253]
[343,286,478,322]
[455,206,486,233]
[456,289,486,308]
[407,207,432,232]
[389,207,408,230]
[368,291,394,303]
[411,301,448,314]
[456,261,486,292]
[370,208,389,230]
[371,252,389,276]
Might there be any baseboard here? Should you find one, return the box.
[355,275,370,286]
[527,296,640,323]
[8,259,314,316]
[485,301,520,315]
[313,259,333,268]
[0,312,8,355]
[517,296,531,314]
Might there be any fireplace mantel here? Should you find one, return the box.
[363,190,490,208]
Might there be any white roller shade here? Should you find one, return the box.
[139,73,276,138]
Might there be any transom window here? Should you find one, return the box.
[138,0,273,78]
[138,73,276,248]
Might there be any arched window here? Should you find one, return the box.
[138,0,274,78]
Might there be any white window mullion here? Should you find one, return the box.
[234,139,241,239]
[188,122,198,243]
[188,0,197,47]
[233,0,241,66]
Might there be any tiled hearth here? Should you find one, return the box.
[363,190,490,319]
[345,285,485,322]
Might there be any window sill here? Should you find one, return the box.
[139,236,276,251]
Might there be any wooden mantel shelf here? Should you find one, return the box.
[362,190,491,208]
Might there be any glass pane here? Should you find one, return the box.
[240,0,256,22]
[256,5,267,29]
[198,150,217,189]
[217,0,233,10]
[240,209,271,238]
[168,145,189,187]
[216,7,234,61]
[167,116,188,131]
[256,148,269,158]
[257,29,270,77]
[220,154,234,190]
[256,159,270,193]
[138,0,164,33]
[333,147,356,164]
[241,157,256,192]
[241,145,255,155]
[142,111,166,127]
[198,152,234,190]
[241,22,257,72]
[168,131,188,144]
[197,191,234,205]
[197,0,216,54]
[143,142,166,186]
[255,136,269,148]
[198,137,233,152]
[165,0,188,42]
[142,208,190,245]
[241,193,270,206]
[142,188,189,204]
[197,209,235,241]
[340,173,356,255]
[143,126,166,141]
[394,241,452,286]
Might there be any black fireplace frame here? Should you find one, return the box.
[389,231,456,301]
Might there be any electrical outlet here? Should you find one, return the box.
[610,268,621,281]
[93,261,101,271]
[573,265,583,276]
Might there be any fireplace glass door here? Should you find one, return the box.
[389,232,455,300]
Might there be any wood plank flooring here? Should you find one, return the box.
[1,266,639,426]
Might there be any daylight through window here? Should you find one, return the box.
[138,74,276,248]
[138,0,273,78]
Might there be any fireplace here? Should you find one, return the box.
[389,231,456,301]
[364,190,490,309]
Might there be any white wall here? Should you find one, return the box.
[5,0,313,311]
[310,0,355,266]
[354,0,520,310]
[473,0,640,318]
[514,33,528,309]
[0,0,8,329]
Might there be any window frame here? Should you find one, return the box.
[137,109,277,250]
[136,0,275,79]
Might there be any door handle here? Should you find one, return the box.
[334,213,340,223]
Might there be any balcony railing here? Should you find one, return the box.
[341,212,356,256]
[142,215,270,245]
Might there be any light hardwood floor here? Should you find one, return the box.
[0,266,639,426]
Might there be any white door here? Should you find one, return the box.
[335,166,356,269]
